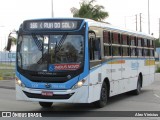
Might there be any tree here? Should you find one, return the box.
[155,39,160,48]
[71,0,109,21]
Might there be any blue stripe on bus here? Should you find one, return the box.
[90,57,155,72]
[79,22,89,80]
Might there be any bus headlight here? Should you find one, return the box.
[15,77,25,87]
[72,79,86,89]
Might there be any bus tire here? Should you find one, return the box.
[132,76,142,95]
[39,102,53,108]
[94,82,108,108]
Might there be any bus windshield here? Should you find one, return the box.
[17,34,84,72]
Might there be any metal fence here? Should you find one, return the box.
[0,51,16,80]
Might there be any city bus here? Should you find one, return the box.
[13,18,155,108]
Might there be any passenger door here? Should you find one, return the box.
[88,31,102,102]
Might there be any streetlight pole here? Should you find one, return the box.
[148,0,150,34]
[51,0,54,18]
[159,18,160,42]
[140,13,142,32]
[124,16,126,28]
[135,14,138,31]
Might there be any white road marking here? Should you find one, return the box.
[154,94,160,99]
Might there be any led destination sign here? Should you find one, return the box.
[23,20,82,31]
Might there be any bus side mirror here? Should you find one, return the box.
[6,37,12,51]
[5,31,18,51]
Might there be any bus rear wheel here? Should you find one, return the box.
[132,76,142,95]
[39,102,53,108]
[94,82,108,108]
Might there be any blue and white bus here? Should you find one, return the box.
[15,18,155,108]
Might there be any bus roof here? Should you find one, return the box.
[85,18,155,40]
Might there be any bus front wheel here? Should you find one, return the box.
[94,82,108,108]
[39,102,53,108]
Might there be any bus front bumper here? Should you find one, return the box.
[16,85,89,103]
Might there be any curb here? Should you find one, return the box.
[0,77,15,80]
[0,86,15,90]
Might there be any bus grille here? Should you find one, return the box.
[23,91,74,99]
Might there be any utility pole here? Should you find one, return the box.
[140,13,142,32]
[135,14,138,31]
[159,18,160,42]
[51,0,54,18]
[148,0,150,34]
[124,16,126,28]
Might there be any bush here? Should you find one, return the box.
[156,67,160,73]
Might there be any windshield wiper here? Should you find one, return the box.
[54,34,68,62]
[32,35,43,51]
[55,34,67,52]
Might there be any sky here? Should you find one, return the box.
[0,0,160,50]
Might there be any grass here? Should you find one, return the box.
[0,63,15,79]
[156,67,160,73]
[0,69,15,76]
[0,63,15,68]
[155,62,160,73]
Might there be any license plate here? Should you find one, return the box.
[41,91,53,96]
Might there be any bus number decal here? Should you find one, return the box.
[30,22,38,29]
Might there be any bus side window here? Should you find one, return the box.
[144,38,148,47]
[112,32,119,44]
[143,49,149,57]
[150,49,154,57]
[137,48,143,56]
[89,37,101,60]
[122,34,127,45]
[138,38,142,46]
[104,46,111,56]
[122,47,129,56]
[103,31,110,44]
[112,46,121,56]
[131,48,136,56]
[131,36,135,46]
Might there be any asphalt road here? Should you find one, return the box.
[0,74,160,120]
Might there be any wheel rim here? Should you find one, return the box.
[137,80,141,92]
[101,86,107,102]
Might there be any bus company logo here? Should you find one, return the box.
[50,64,80,71]
[45,83,51,88]
[55,64,80,70]
[67,75,71,79]
[131,62,139,70]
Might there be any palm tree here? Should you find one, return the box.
[70,0,109,21]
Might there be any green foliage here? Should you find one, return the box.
[155,39,160,48]
[156,67,160,73]
[12,37,17,45]
[71,0,109,21]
